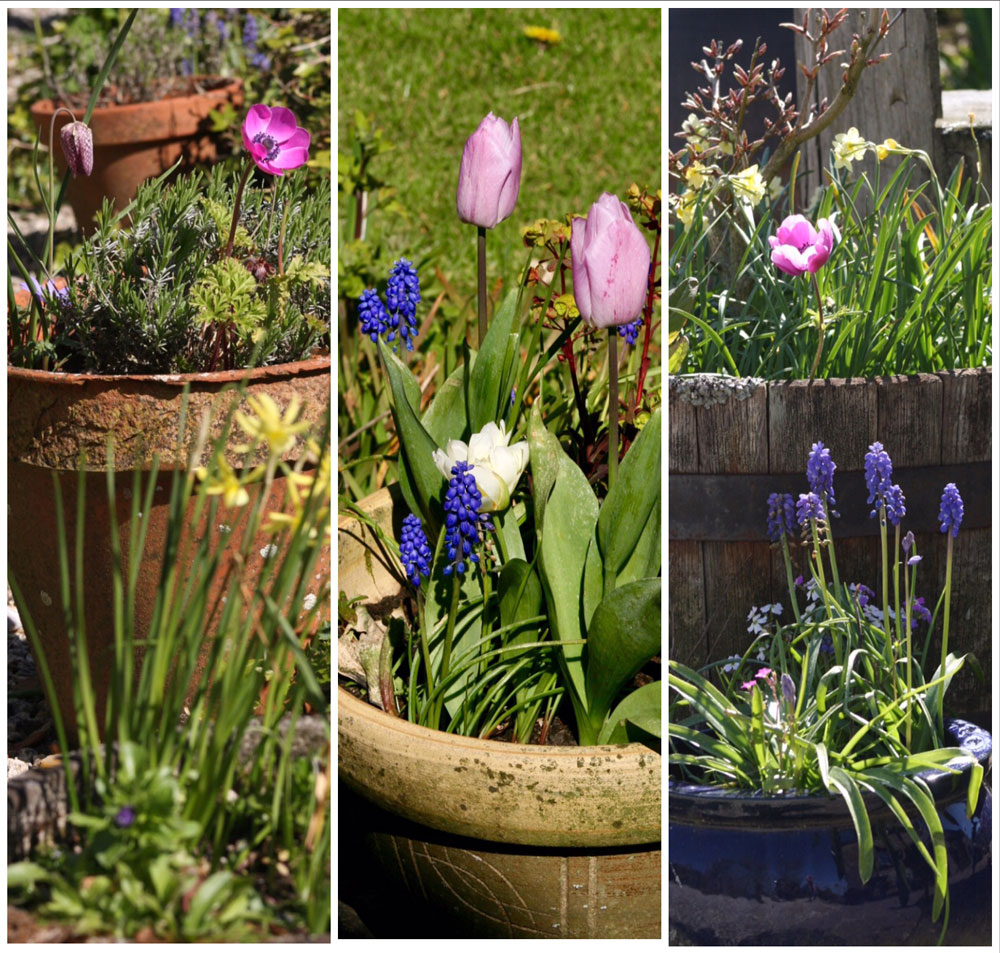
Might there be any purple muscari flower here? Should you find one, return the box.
[766,492,797,542]
[114,805,136,828]
[358,289,389,343]
[780,672,796,705]
[242,13,259,49]
[442,461,494,576]
[399,514,432,588]
[851,582,875,608]
[938,483,963,537]
[938,483,965,537]
[819,633,834,655]
[864,441,893,504]
[796,491,826,527]
[386,259,421,351]
[617,317,643,346]
[251,52,271,70]
[806,442,838,517]
[883,483,906,527]
[510,387,516,407]
[169,9,184,28]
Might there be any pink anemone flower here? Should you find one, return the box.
[242,105,310,176]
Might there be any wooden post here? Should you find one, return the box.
[793,8,941,209]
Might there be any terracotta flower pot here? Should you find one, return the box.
[30,77,244,231]
[7,354,330,739]
[337,489,662,939]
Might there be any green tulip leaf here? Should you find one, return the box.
[583,577,661,744]
[597,407,661,584]
[597,680,661,745]
[497,558,545,654]
[528,404,599,713]
[378,339,444,523]
[582,531,605,629]
[497,503,527,562]
[423,353,474,447]
[468,288,521,431]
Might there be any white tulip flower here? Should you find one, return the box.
[432,420,529,512]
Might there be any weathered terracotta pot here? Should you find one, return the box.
[7,354,330,738]
[31,77,244,231]
[338,490,662,939]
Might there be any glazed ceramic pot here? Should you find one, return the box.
[338,490,662,939]
[31,77,244,230]
[7,354,330,738]
[668,719,992,945]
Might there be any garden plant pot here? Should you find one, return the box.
[31,76,244,231]
[668,719,992,945]
[7,354,330,739]
[668,368,992,715]
[338,489,662,939]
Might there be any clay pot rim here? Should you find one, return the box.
[29,76,245,119]
[7,352,330,388]
[339,683,659,762]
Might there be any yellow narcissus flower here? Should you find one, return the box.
[235,394,311,457]
[876,137,903,161]
[522,25,561,45]
[195,457,265,508]
[832,127,868,172]
[681,113,711,151]
[672,190,699,228]
[730,164,765,206]
[684,160,710,189]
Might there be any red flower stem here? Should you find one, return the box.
[635,223,661,409]
[224,159,256,258]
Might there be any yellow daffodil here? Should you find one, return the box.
[681,113,711,152]
[235,394,310,458]
[730,164,765,206]
[672,190,699,229]
[831,127,868,172]
[684,160,710,189]
[876,137,903,161]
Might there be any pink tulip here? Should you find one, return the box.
[242,105,310,176]
[456,113,522,229]
[768,215,836,277]
[571,193,651,328]
[60,121,93,177]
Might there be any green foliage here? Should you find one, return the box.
[193,258,268,334]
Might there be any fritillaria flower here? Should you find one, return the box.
[59,121,93,177]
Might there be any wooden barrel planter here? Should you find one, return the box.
[668,368,992,716]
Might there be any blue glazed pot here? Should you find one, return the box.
[668,719,992,945]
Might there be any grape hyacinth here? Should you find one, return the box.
[386,259,421,351]
[766,492,797,542]
[617,317,643,346]
[358,288,389,343]
[399,514,432,588]
[806,441,838,517]
[443,461,494,576]
[864,441,904,523]
[938,483,963,537]
[796,492,826,526]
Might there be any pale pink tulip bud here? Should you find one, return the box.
[456,112,521,229]
[60,121,94,177]
[571,193,651,328]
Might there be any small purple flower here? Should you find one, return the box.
[806,442,838,517]
[169,9,184,28]
[443,461,494,576]
[851,582,875,608]
[617,317,643,346]
[114,805,136,828]
[358,289,389,343]
[242,12,259,48]
[938,483,963,537]
[20,277,69,303]
[400,514,432,588]
[766,492,797,542]
[883,483,906,527]
[386,259,421,351]
[902,530,914,553]
[864,441,893,503]
[780,672,796,705]
[796,492,826,526]
[911,596,932,626]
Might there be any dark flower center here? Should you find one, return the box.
[252,133,280,162]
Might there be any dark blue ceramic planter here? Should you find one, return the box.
[668,719,992,945]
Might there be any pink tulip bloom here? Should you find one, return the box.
[768,214,836,277]
[571,192,651,328]
[456,112,522,229]
[60,121,93,177]
[242,105,310,176]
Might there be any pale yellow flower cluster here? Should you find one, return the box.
[729,164,765,206]
[832,126,868,172]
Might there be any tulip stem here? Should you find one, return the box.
[808,271,824,380]
[224,159,256,258]
[608,331,619,491]
[477,226,487,347]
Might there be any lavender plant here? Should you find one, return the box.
[669,440,983,939]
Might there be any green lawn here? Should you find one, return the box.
[338,7,661,301]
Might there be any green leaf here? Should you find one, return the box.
[185,871,236,931]
[527,405,599,714]
[597,408,661,584]
[497,558,544,652]
[468,289,521,431]
[581,532,604,629]
[422,356,473,447]
[583,577,661,743]
[598,680,661,744]
[827,766,874,883]
[7,861,53,888]
[379,339,445,522]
